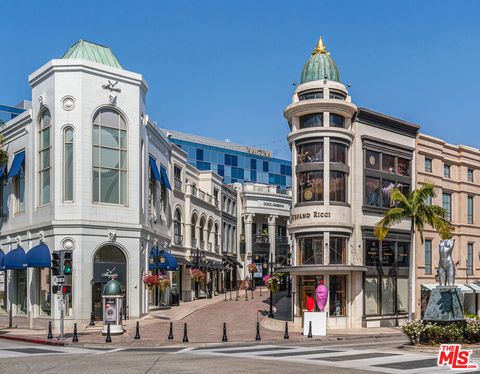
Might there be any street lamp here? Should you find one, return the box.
[189,247,206,299]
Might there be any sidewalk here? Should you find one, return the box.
[0,290,404,347]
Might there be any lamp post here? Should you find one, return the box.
[265,252,274,318]
[189,247,206,299]
[286,251,292,298]
[247,252,255,299]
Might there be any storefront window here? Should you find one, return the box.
[38,268,51,316]
[397,278,408,313]
[0,272,6,315]
[299,113,323,129]
[329,236,347,264]
[330,142,347,164]
[329,114,345,128]
[299,237,323,265]
[381,277,395,314]
[364,276,379,315]
[15,270,27,315]
[381,241,395,266]
[297,171,323,203]
[329,171,347,202]
[397,242,409,267]
[297,142,323,163]
[365,240,380,266]
[365,177,380,206]
[329,275,346,316]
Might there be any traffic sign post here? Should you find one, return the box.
[53,276,65,286]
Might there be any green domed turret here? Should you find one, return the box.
[103,279,122,296]
[300,37,340,84]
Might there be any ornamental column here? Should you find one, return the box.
[244,214,255,278]
[268,215,277,264]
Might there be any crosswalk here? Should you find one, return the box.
[191,344,480,373]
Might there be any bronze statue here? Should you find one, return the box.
[438,239,455,287]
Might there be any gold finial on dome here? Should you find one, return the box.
[312,37,327,55]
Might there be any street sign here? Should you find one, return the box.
[57,295,65,311]
[54,275,65,286]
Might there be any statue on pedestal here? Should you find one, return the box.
[423,239,464,323]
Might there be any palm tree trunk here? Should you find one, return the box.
[408,219,415,321]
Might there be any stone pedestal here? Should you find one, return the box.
[423,286,464,322]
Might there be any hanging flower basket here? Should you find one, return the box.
[191,269,206,283]
[158,275,171,290]
[263,274,280,293]
[247,263,258,273]
[143,274,160,289]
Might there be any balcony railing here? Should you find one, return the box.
[191,238,197,248]
[200,240,205,249]
[255,235,269,244]
[215,244,220,253]
[198,190,205,200]
[207,242,213,251]
[174,179,182,191]
[174,234,183,246]
[191,185,198,196]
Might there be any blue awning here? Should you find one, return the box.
[149,247,178,271]
[3,246,27,270]
[160,166,172,190]
[0,250,5,271]
[158,251,178,271]
[7,150,25,179]
[149,156,162,182]
[0,165,6,179]
[26,243,51,268]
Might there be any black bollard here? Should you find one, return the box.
[134,321,140,340]
[47,321,53,340]
[182,323,189,343]
[72,323,79,343]
[284,321,289,340]
[307,321,313,338]
[245,287,248,301]
[255,321,261,341]
[89,311,95,326]
[168,322,174,340]
[106,323,112,343]
[222,322,228,342]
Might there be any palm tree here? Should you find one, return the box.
[374,183,453,321]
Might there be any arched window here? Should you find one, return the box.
[39,109,52,205]
[92,108,127,204]
[174,209,182,245]
[63,127,74,201]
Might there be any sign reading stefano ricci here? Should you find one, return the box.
[290,211,332,222]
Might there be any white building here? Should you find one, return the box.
[0,40,236,330]
[283,38,419,329]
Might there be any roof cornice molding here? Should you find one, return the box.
[357,107,419,138]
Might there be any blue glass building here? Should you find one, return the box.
[164,129,292,189]
[0,104,26,124]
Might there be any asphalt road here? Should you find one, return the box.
[0,336,474,374]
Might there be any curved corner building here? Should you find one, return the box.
[283,38,419,329]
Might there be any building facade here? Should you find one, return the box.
[0,40,237,330]
[283,38,419,329]
[415,133,480,318]
[164,129,292,189]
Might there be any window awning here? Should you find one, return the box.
[149,156,162,182]
[176,257,194,268]
[160,166,172,190]
[3,246,27,270]
[422,283,474,294]
[26,243,51,268]
[7,150,25,179]
[466,283,480,293]
[149,247,178,271]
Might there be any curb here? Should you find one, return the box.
[0,334,65,346]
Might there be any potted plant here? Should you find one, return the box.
[143,274,160,289]
[158,275,171,290]
[263,274,280,293]
[191,269,206,283]
[247,263,258,274]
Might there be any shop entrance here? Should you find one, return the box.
[92,245,127,321]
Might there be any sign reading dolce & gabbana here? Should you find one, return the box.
[262,201,287,209]
[290,211,331,222]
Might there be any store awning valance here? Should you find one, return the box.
[176,257,194,268]
[26,243,51,268]
[149,247,178,271]
[3,246,27,270]
[7,150,25,179]
[160,166,172,191]
[149,156,162,182]
[422,284,474,294]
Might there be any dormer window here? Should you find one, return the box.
[299,90,323,101]
[329,90,346,100]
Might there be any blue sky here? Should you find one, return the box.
[1,1,480,160]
